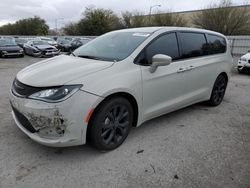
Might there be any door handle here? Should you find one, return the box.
[184,65,196,72]
[177,68,185,73]
[190,65,195,70]
[188,65,195,70]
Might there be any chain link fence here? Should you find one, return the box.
[227,36,250,56]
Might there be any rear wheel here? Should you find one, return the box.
[207,75,227,106]
[89,97,133,151]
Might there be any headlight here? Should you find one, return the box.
[20,49,24,52]
[240,58,247,62]
[29,85,82,102]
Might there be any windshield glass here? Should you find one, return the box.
[41,38,53,42]
[73,31,151,61]
[59,39,71,44]
[32,40,48,45]
[15,38,27,44]
[0,38,16,46]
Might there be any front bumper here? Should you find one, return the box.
[41,50,60,57]
[237,60,250,71]
[32,50,61,57]
[2,51,24,57]
[10,89,101,147]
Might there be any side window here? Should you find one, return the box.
[179,32,208,59]
[143,33,179,65]
[207,34,226,54]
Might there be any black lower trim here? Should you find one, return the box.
[11,105,37,133]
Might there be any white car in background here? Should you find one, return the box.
[10,27,232,151]
[36,37,58,47]
[237,52,250,73]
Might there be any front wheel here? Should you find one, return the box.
[207,75,227,106]
[237,68,243,74]
[89,97,133,151]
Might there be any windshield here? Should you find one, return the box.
[73,31,151,61]
[59,39,71,44]
[32,40,48,45]
[41,38,53,42]
[15,38,27,44]
[0,38,16,46]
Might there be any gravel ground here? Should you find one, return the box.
[0,56,249,188]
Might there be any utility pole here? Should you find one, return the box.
[149,5,161,24]
[55,18,64,34]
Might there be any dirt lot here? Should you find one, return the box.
[0,56,249,188]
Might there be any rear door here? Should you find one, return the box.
[176,32,227,102]
[176,32,212,101]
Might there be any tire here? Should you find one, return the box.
[89,97,133,151]
[207,75,227,106]
[237,68,243,74]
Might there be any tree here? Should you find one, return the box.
[121,11,149,28]
[0,16,49,35]
[63,22,79,35]
[151,12,187,27]
[121,11,133,28]
[192,0,250,35]
[77,7,121,35]
[121,11,187,28]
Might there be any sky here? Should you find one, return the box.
[0,0,249,29]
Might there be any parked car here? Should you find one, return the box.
[56,38,72,52]
[70,38,92,51]
[36,37,57,47]
[0,37,24,57]
[237,52,250,73]
[23,40,60,57]
[14,38,28,49]
[10,27,232,150]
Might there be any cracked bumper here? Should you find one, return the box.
[10,90,101,147]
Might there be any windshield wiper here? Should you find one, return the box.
[77,55,103,60]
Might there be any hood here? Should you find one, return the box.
[241,53,250,59]
[0,45,21,51]
[16,55,114,87]
[35,44,55,50]
[48,41,57,45]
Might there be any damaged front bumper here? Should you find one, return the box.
[237,60,250,71]
[10,89,101,147]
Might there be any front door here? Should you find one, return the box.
[138,32,188,121]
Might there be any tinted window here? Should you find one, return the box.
[179,32,208,58]
[142,33,179,65]
[207,34,226,54]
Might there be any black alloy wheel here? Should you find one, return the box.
[208,75,227,106]
[89,97,133,151]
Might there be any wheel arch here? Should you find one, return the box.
[86,92,139,142]
[218,72,228,83]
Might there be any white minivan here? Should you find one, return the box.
[10,27,232,150]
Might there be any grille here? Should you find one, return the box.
[45,48,54,50]
[12,79,43,97]
[11,105,37,133]
[8,50,20,53]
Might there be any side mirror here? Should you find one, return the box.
[149,54,172,73]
